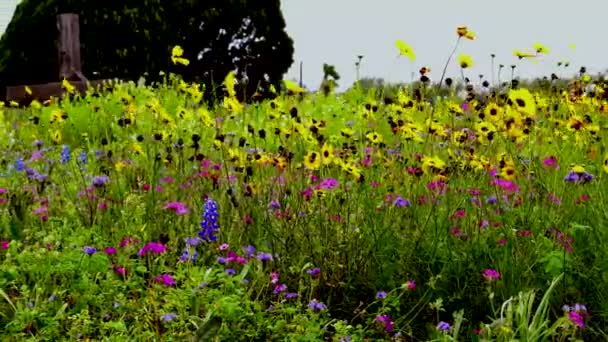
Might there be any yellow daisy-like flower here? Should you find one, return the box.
[320,143,334,165]
[421,155,446,175]
[457,54,474,69]
[366,131,384,144]
[51,130,62,145]
[513,50,536,59]
[508,88,537,116]
[533,42,550,54]
[171,45,190,66]
[464,30,476,40]
[303,151,321,170]
[115,161,129,172]
[484,103,502,120]
[603,156,608,173]
[395,39,416,61]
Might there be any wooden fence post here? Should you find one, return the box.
[57,13,87,83]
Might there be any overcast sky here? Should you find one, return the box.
[281,0,606,90]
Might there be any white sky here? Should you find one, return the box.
[281,0,606,90]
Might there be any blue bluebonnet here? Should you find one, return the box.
[161,313,177,322]
[78,151,87,164]
[307,299,327,311]
[83,246,97,255]
[199,198,220,241]
[564,171,594,183]
[179,248,198,262]
[15,158,25,172]
[60,145,71,164]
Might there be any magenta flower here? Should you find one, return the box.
[154,274,176,286]
[319,178,339,190]
[543,156,559,169]
[104,247,117,255]
[0,240,9,249]
[376,315,395,332]
[138,242,167,256]
[490,179,519,193]
[404,279,416,290]
[568,311,585,328]
[482,269,501,280]
[164,201,189,215]
[114,266,126,276]
[120,236,140,247]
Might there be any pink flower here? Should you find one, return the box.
[154,274,176,286]
[114,266,126,276]
[164,201,189,215]
[270,271,279,284]
[218,243,230,251]
[483,269,501,280]
[404,279,416,290]
[490,179,519,193]
[0,188,7,194]
[568,311,585,328]
[104,247,117,255]
[138,242,166,256]
[0,240,9,249]
[142,183,151,191]
[543,156,559,170]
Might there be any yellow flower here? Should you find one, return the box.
[508,88,536,116]
[223,96,243,113]
[320,143,334,165]
[224,71,237,98]
[456,26,468,37]
[303,151,321,170]
[603,156,608,173]
[421,155,446,174]
[62,79,76,93]
[366,131,383,144]
[513,50,536,59]
[464,30,476,40]
[571,165,586,174]
[115,161,128,172]
[457,54,474,69]
[533,42,549,54]
[25,86,32,95]
[171,45,190,66]
[283,79,305,94]
[395,39,416,61]
[484,103,502,120]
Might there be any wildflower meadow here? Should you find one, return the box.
[1,27,608,341]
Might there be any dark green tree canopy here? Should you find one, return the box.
[0,0,294,101]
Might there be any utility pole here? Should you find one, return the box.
[355,55,364,82]
[299,61,303,88]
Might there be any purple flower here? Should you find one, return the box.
[437,321,451,331]
[568,311,585,328]
[376,291,387,299]
[307,267,321,277]
[564,171,594,183]
[184,237,201,246]
[307,299,327,311]
[92,175,110,187]
[393,196,411,207]
[257,252,273,262]
[319,178,339,190]
[269,200,281,210]
[243,245,256,258]
[285,292,298,299]
[482,269,501,280]
[60,145,71,164]
[83,246,97,255]
[376,315,395,332]
[154,274,176,286]
[339,337,352,342]
[273,284,287,294]
[225,268,237,276]
[161,313,177,322]
[137,242,166,256]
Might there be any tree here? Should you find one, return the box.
[0,0,294,102]
[320,63,340,96]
